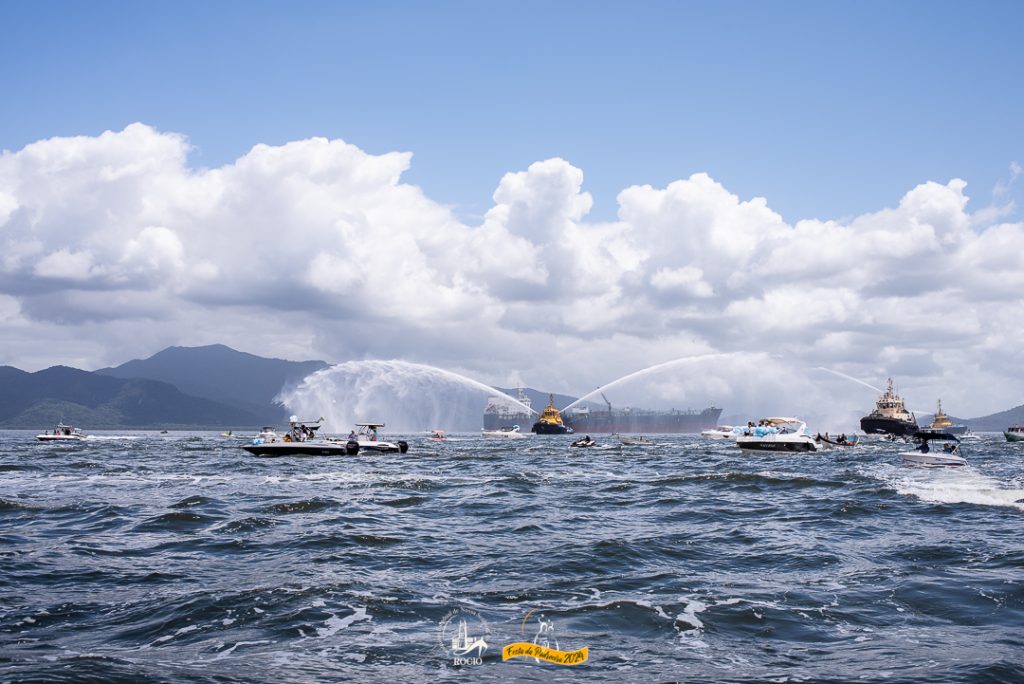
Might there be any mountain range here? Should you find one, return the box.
[0,344,1022,431]
[0,345,328,429]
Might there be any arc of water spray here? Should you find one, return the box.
[814,367,883,394]
[559,353,731,413]
[417,363,539,415]
[299,360,539,415]
[814,367,930,416]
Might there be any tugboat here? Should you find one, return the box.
[860,378,918,437]
[531,395,574,435]
[921,399,968,436]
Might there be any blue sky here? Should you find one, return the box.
[2,1,1024,421]
[3,1,1021,223]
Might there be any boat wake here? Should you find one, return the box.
[877,465,1024,511]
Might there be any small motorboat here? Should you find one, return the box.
[570,436,598,448]
[736,418,818,453]
[429,429,446,441]
[700,425,737,440]
[243,418,360,457]
[37,422,87,441]
[816,433,860,448]
[347,422,409,453]
[899,431,966,467]
[617,434,653,446]
[481,425,529,439]
[1004,425,1024,443]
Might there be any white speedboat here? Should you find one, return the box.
[701,425,737,440]
[348,422,409,453]
[37,422,87,441]
[899,431,966,467]
[481,424,529,439]
[243,418,360,457]
[735,418,818,453]
[617,434,653,446]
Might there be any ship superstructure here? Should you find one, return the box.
[532,394,574,434]
[922,399,968,436]
[566,405,723,434]
[860,378,918,437]
[482,387,533,430]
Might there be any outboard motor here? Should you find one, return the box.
[346,440,359,455]
[398,440,408,454]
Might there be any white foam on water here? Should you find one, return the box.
[153,623,200,644]
[885,466,1024,511]
[675,599,708,630]
[213,639,274,659]
[630,598,672,621]
[315,606,371,638]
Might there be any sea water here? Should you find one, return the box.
[1,432,1022,682]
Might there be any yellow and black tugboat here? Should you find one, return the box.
[921,399,968,436]
[859,378,918,437]
[532,395,575,435]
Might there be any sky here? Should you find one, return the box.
[1,1,1023,424]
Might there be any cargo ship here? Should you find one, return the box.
[859,378,918,437]
[483,389,722,434]
[482,388,534,430]
[565,404,723,434]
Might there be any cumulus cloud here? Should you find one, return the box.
[1,123,1023,422]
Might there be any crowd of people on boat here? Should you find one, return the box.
[816,431,852,445]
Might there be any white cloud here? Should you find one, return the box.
[650,266,714,298]
[2,123,1023,421]
[33,249,97,280]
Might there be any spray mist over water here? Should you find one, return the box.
[277,360,536,433]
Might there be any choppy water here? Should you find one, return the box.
[2,431,1023,682]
